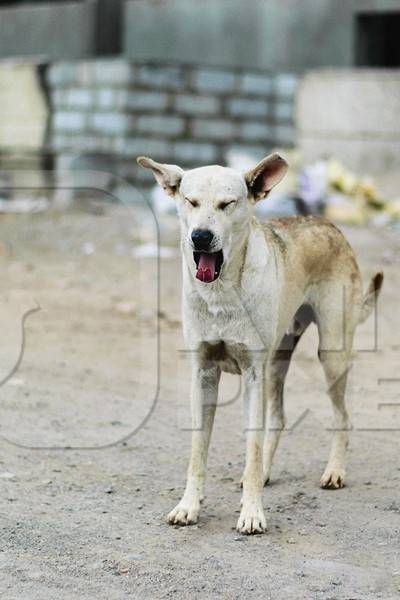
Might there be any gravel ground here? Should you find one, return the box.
[0,203,399,599]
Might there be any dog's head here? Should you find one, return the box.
[137,154,288,284]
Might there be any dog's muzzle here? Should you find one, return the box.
[190,230,223,283]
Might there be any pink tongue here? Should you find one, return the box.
[196,253,217,283]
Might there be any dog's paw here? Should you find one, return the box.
[236,506,267,535]
[167,502,200,526]
[320,467,345,489]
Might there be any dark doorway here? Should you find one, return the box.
[356,12,400,67]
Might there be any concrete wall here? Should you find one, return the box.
[0,0,125,60]
[124,0,400,71]
[47,59,299,187]
[297,69,400,173]
[0,1,96,60]
[1,0,399,67]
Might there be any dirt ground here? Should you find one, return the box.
[0,200,399,599]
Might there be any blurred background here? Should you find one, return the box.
[0,0,399,222]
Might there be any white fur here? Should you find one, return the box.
[137,154,377,535]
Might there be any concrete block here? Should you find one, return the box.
[174,94,220,115]
[227,98,269,118]
[93,59,135,84]
[239,121,273,142]
[90,113,134,134]
[136,115,184,136]
[54,111,86,131]
[193,69,237,93]
[297,70,400,135]
[173,141,218,164]
[115,137,171,159]
[297,70,400,173]
[274,74,299,98]
[48,63,78,87]
[125,91,169,111]
[299,137,400,175]
[66,88,94,108]
[51,89,66,108]
[239,73,273,96]
[96,89,116,109]
[192,119,235,140]
[137,65,184,89]
[274,101,294,122]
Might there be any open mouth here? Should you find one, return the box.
[193,250,224,283]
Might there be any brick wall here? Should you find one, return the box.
[47,59,299,188]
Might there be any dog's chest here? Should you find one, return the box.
[183,284,274,349]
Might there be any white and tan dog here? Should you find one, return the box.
[138,153,383,535]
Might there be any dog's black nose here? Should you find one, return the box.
[191,229,214,251]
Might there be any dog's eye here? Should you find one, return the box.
[186,198,199,208]
[218,201,236,210]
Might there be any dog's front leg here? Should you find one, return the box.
[168,362,220,526]
[237,365,267,534]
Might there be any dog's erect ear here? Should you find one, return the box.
[137,156,184,197]
[245,153,288,201]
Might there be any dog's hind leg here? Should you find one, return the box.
[263,305,314,485]
[314,285,356,489]
[318,345,352,489]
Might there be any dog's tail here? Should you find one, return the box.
[359,271,384,324]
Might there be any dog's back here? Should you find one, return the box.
[262,215,383,328]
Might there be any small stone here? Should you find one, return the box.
[126,554,144,561]
[0,472,16,480]
[114,301,136,316]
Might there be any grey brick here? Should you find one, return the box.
[51,89,66,108]
[274,124,296,145]
[239,73,274,96]
[137,65,184,89]
[96,89,116,109]
[193,69,237,93]
[90,113,134,134]
[227,98,269,118]
[94,59,135,84]
[173,141,218,164]
[275,102,294,122]
[115,137,170,159]
[66,88,94,108]
[125,91,169,111]
[274,74,299,98]
[174,95,220,115]
[71,135,114,153]
[54,111,86,131]
[47,63,78,87]
[136,115,184,136]
[75,62,95,86]
[239,121,273,141]
[192,119,236,140]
